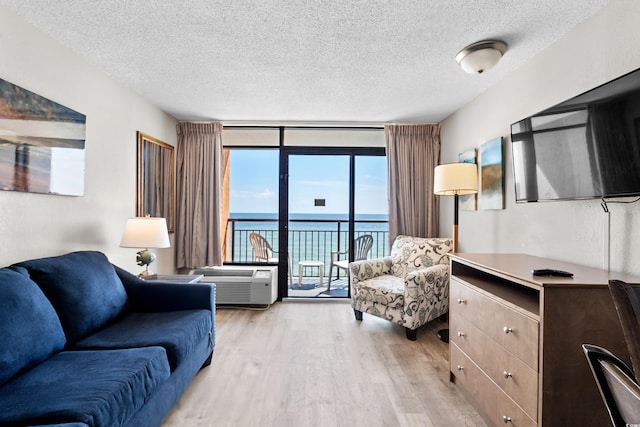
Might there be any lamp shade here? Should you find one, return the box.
[120,217,170,248]
[434,163,478,196]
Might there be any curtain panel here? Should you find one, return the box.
[385,124,441,243]
[175,122,224,270]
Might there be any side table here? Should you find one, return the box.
[143,274,203,284]
[298,260,324,288]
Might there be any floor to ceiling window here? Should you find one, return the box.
[222,127,387,300]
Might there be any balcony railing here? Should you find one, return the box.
[226,218,389,273]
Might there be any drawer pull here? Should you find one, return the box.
[503,326,514,334]
[503,371,513,379]
[457,365,464,371]
[457,298,467,304]
[457,331,465,337]
[502,415,512,423]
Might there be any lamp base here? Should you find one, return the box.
[139,272,158,280]
[436,328,449,343]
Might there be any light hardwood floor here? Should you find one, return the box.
[162,301,487,427]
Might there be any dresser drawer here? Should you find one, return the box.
[450,343,497,419]
[451,344,536,427]
[451,315,538,420]
[451,278,539,370]
[496,389,537,427]
[493,301,539,370]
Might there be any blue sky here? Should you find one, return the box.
[229,150,388,215]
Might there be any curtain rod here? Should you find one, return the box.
[178,120,439,127]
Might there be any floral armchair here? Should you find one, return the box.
[349,235,453,340]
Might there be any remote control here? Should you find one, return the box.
[532,268,573,277]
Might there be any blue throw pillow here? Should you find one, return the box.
[14,251,129,344]
[0,266,66,385]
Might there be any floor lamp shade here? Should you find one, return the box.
[433,163,478,253]
[434,162,478,196]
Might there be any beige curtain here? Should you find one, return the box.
[175,122,224,270]
[385,124,441,242]
[221,148,231,261]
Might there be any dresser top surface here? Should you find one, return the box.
[450,253,640,288]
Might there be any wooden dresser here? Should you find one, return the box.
[448,253,639,427]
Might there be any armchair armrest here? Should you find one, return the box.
[403,264,450,328]
[349,257,393,287]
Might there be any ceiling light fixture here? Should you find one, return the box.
[455,40,508,74]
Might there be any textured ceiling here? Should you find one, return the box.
[0,0,608,123]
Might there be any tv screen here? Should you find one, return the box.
[510,67,640,202]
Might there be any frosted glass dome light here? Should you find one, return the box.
[456,40,508,74]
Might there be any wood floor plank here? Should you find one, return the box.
[162,302,487,427]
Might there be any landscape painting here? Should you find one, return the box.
[0,78,86,196]
[458,147,477,211]
[480,137,504,210]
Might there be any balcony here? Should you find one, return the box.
[225,217,389,297]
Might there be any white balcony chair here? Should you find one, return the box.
[349,235,452,340]
[327,234,373,291]
[249,232,293,288]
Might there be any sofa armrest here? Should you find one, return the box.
[115,265,216,313]
[403,264,450,325]
[349,257,393,288]
[115,266,216,349]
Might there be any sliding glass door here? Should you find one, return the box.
[287,154,350,297]
[285,152,387,299]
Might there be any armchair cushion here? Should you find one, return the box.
[355,275,405,309]
[390,235,451,277]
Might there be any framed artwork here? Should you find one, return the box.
[458,148,477,211]
[136,132,175,232]
[480,137,504,210]
[0,78,86,196]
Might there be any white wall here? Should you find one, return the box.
[0,6,178,273]
[440,0,640,275]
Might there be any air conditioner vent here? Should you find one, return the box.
[194,268,254,277]
[190,265,277,305]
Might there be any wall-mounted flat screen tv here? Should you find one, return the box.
[510,67,640,202]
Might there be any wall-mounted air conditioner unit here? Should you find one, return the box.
[190,265,277,305]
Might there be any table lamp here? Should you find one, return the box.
[120,215,170,279]
[434,162,478,343]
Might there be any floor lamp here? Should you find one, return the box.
[433,162,478,342]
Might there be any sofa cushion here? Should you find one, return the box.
[390,236,452,277]
[0,267,66,386]
[14,251,129,344]
[0,348,170,427]
[76,309,212,371]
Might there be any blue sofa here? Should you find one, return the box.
[0,251,215,427]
